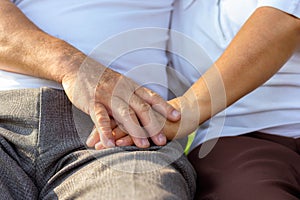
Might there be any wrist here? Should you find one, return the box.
[163,96,200,140]
[51,40,86,83]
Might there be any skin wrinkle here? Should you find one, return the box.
[100,7,300,148]
[0,0,182,148]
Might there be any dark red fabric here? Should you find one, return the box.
[188,132,300,200]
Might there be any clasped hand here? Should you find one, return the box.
[87,96,201,150]
[62,57,181,148]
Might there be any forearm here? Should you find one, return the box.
[0,0,86,83]
[163,7,300,139]
[187,6,300,125]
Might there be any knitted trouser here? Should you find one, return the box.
[0,88,196,200]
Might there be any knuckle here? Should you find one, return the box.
[150,94,164,104]
[119,107,128,117]
[127,109,136,119]
[144,89,159,98]
[94,104,107,114]
[119,107,135,118]
[97,112,109,119]
[101,129,112,137]
[96,114,110,124]
[148,90,160,98]
[148,90,159,97]
[139,102,151,113]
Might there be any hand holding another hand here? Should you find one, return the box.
[62,57,181,148]
[86,95,201,149]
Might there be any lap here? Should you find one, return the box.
[188,133,300,200]
[0,88,196,200]
[42,143,196,200]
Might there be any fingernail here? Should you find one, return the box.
[106,139,116,148]
[141,139,150,147]
[172,110,181,118]
[116,139,124,146]
[86,137,95,147]
[95,142,104,150]
[158,133,167,144]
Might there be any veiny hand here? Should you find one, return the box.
[86,119,135,150]
[62,57,181,148]
[87,95,201,149]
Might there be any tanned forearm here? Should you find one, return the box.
[0,0,183,148]
[0,0,86,83]
[188,7,300,124]
[163,7,300,139]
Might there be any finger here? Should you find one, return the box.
[128,94,164,138]
[149,112,168,146]
[119,115,150,148]
[110,118,118,129]
[112,126,128,140]
[111,97,150,148]
[116,135,134,146]
[103,124,148,148]
[87,118,118,148]
[114,120,128,133]
[95,142,106,150]
[92,103,115,148]
[150,132,167,146]
[86,127,99,148]
[131,135,150,148]
[135,87,181,122]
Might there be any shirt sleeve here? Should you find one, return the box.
[258,0,300,18]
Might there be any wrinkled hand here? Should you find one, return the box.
[86,119,135,150]
[62,57,181,148]
[87,96,201,149]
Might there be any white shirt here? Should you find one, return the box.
[1,0,176,99]
[170,0,300,151]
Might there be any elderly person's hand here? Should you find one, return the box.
[0,0,181,149]
[63,57,181,148]
[86,96,200,149]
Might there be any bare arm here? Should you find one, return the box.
[162,6,300,139]
[0,0,81,81]
[0,0,181,148]
[109,6,300,146]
